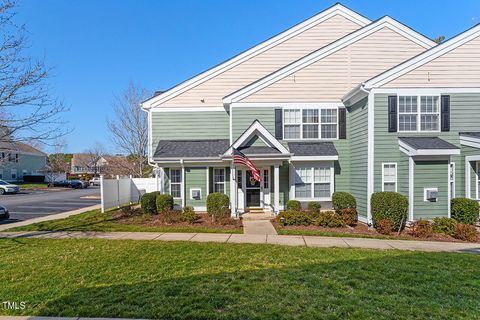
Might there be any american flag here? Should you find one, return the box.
[233,148,262,182]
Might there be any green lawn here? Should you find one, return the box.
[277,228,412,240]
[0,239,478,319]
[8,208,242,234]
[18,182,49,189]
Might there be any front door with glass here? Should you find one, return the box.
[246,170,261,207]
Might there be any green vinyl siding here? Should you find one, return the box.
[461,145,480,199]
[185,167,207,207]
[347,98,368,218]
[232,107,276,142]
[413,161,448,220]
[270,162,290,207]
[374,93,480,218]
[151,111,229,149]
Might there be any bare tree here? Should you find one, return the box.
[108,82,149,177]
[44,139,70,183]
[83,142,106,176]
[0,0,68,145]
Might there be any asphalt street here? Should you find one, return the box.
[0,187,100,224]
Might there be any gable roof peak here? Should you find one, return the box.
[142,3,371,109]
[224,15,436,104]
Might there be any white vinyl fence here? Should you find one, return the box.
[100,175,161,213]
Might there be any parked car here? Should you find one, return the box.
[50,180,84,189]
[0,180,20,195]
[51,180,71,188]
[89,177,100,186]
[0,204,9,220]
[69,180,87,189]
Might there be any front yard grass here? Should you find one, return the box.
[7,208,242,234]
[0,238,478,319]
[18,182,49,189]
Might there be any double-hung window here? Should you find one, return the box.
[321,109,337,139]
[284,108,338,140]
[382,163,397,192]
[214,168,226,193]
[302,109,319,139]
[398,96,439,132]
[170,169,182,198]
[314,166,331,198]
[295,165,332,199]
[284,109,301,139]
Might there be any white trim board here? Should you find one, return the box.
[150,107,227,113]
[399,140,460,157]
[142,4,371,109]
[224,16,435,104]
[224,120,290,156]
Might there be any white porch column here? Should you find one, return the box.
[408,157,414,221]
[274,164,280,215]
[181,165,186,208]
[230,163,236,217]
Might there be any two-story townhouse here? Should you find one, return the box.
[141,3,480,224]
[0,141,47,182]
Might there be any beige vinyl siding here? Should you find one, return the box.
[157,14,362,107]
[243,27,426,103]
[385,35,480,87]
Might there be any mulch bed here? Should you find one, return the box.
[271,220,480,243]
[112,208,242,231]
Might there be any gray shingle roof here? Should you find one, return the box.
[154,139,230,158]
[237,146,281,155]
[460,132,480,139]
[287,142,338,156]
[399,137,459,150]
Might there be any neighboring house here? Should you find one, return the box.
[141,3,480,224]
[71,153,131,177]
[70,154,108,175]
[0,141,47,182]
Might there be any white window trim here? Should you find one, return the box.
[475,161,480,200]
[213,168,226,194]
[282,106,340,141]
[169,168,182,199]
[397,95,440,133]
[190,188,202,200]
[381,162,397,192]
[291,162,334,201]
[424,187,439,202]
[449,162,455,199]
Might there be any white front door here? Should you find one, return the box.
[237,167,271,210]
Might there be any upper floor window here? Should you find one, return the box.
[284,108,338,140]
[398,96,439,132]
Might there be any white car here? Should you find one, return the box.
[89,177,100,186]
[0,180,20,195]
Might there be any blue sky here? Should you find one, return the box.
[19,0,480,153]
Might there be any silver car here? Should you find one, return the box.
[0,180,20,195]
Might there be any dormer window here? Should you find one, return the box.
[284,107,338,140]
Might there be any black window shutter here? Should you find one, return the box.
[388,96,397,133]
[441,95,450,132]
[274,108,283,140]
[338,108,346,139]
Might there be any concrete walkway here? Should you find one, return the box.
[243,220,277,235]
[0,204,101,232]
[1,230,479,254]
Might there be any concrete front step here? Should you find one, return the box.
[241,213,274,221]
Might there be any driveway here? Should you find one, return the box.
[0,187,100,224]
